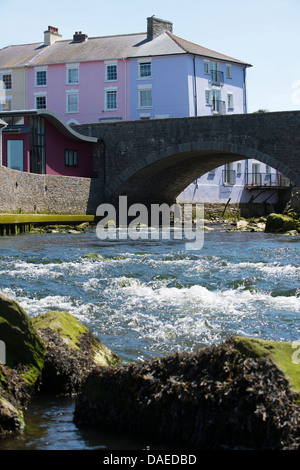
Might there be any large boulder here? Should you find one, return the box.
[0,366,26,437]
[0,292,46,437]
[32,311,121,395]
[0,292,46,389]
[74,337,300,450]
[265,213,299,233]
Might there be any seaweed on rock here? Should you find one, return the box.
[74,338,300,450]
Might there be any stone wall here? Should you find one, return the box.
[202,202,275,219]
[75,111,300,205]
[0,165,103,214]
[289,187,300,213]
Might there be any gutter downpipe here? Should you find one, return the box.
[24,67,27,109]
[243,66,247,114]
[123,58,127,121]
[193,55,198,116]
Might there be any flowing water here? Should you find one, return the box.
[0,224,299,449]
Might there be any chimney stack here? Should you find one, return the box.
[44,26,62,45]
[73,31,88,42]
[147,16,173,40]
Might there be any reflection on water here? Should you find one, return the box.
[0,394,167,450]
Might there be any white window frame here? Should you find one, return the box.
[104,87,118,111]
[204,60,210,75]
[138,59,152,79]
[0,97,12,111]
[138,84,152,108]
[205,89,212,105]
[105,61,118,82]
[66,63,79,85]
[35,67,48,87]
[66,90,79,113]
[140,113,150,120]
[34,92,47,109]
[252,163,261,185]
[227,93,234,110]
[266,165,271,174]
[226,64,232,79]
[0,70,12,90]
[224,163,235,185]
[237,162,242,175]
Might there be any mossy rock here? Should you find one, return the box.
[265,213,297,233]
[81,253,107,260]
[0,396,25,437]
[74,336,300,450]
[232,336,300,396]
[0,292,46,388]
[0,293,46,438]
[33,311,121,395]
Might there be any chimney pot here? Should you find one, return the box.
[147,16,173,40]
[73,31,88,42]
[44,25,62,45]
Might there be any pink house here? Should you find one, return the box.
[26,29,132,125]
[0,109,97,176]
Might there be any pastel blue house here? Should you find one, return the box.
[177,160,290,206]
[129,17,286,207]
[129,17,249,120]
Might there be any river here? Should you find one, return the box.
[0,224,299,450]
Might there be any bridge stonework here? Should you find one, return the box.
[75,111,300,206]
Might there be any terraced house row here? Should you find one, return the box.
[0,16,290,208]
[0,17,250,123]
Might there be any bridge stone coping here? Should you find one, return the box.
[74,112,300,205]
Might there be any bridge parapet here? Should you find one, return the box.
[75,111,300,204]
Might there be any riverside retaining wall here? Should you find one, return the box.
[0,165,103,214]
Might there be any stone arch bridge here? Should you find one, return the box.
[75,111,300,207]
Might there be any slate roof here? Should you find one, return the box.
[0,30,252,69]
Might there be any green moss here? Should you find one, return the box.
[0,213,95,222]
[32,311,88,351]
[0,293,46,387]
[33,311,120,367]
[233,336,300,395]
[265,213,297,233]
[81,253,106,260]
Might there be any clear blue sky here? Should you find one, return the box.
[1,0,300,113]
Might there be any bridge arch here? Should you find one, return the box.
[105,140,299,205]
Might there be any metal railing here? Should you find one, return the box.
[245,173,292,188]
[221,171,292,188]
[212,99,226,115]
[211,70,224,85]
